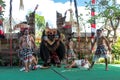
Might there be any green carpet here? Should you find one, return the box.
[0,64,120,80]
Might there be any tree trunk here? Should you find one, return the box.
[113,29,117,42]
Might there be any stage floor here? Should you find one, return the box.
[0,64,120,80]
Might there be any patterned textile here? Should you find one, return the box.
[95,45,107,55]
[19,48,33,62]
[51,52,60,64]
[93,45,107,61]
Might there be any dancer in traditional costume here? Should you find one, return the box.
[19,28,37,72]
[39,27,65,68]
[88,29,111,71]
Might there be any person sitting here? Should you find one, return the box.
[20,52,51,71]
[88,29,111,71]
[20,53,41,71]
[66,38,76,60]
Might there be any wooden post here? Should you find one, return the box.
[9,0,13,66]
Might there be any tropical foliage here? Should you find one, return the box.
[0,0,6,20]
[35,14,46,46]
[35,14,45,30]
[81,0,120,63]
[112,37,120,59]
[85,0,120,42]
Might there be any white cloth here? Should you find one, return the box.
[19,65,42,71]
[74,59,90,69]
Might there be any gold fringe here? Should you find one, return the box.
[19,0,24,10]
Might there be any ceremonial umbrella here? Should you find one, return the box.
[14,23,30,31]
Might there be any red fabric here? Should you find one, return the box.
[92,0,95,4]
[91,11,95,16]
[91,24,96,28]
[91,0,96,45]
[90,36,94,39]
[63,25,71,29]
[0,29,4,35]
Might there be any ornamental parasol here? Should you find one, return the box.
[14,23,30,31]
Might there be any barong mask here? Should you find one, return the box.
[45,29,58,41]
